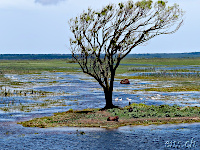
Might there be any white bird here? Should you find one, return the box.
[126,98,132,102]
[115,97,119,101]
[119,98,122,101]
[140,98,143,100]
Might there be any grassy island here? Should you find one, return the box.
[18,103,200,129]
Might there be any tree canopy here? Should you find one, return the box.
[69,0,184,109]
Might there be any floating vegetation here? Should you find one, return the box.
[128,67,156,72]
[140,72,200,78]
[0,99,68,112]
[0,88,54,97]
[120,58,200,66]
[141,85,200,92]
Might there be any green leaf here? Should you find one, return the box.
[107,5,113,10]
[101,11,106,15]
[128,1,134,9]
[118,3,124,9]
[158,1,166,6]
[136,0,153,9]
[86,15,91,22]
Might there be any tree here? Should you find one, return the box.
[69,0,184,109]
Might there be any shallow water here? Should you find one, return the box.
[0,122,200,150]
[0,72,200,150]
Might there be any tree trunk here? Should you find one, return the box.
[102,88,118,110]
[101,70,119,110]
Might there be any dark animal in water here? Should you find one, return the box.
[120,78,130,84]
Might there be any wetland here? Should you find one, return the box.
[1,58,200,149]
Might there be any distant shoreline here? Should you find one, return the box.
[1,52,200,60]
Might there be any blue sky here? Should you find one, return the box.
[0,0,199,54]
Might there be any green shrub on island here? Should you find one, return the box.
[108,103,200,119]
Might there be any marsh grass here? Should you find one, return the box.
[140,72,200,78]
[1,58,200,75]
[127,67,156,72]
[116,75,200,82]
[120,58,200,66]
[117,73,200,92]
[141,85,200,92]
[2,58,200,127]
[0,59,80,74]
[18,103,200,128]
[0,99,67,112]
[116,57,200,75]
[0,88,54,97]
[0,75,10,83]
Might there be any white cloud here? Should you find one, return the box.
[34,0,66,5]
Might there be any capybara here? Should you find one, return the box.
[120,78,130,84]
[107,116,119,121]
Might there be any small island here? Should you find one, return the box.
[18,103,200,129]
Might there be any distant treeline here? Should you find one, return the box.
[0,52,200,60]
[126,52,200,59]
[0,54,72,60]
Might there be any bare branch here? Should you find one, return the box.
[69,0,184,108]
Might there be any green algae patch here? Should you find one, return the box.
[18,104,200,129]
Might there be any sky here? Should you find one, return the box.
[0,0,199,54]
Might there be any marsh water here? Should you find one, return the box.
[0,69,200,149]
